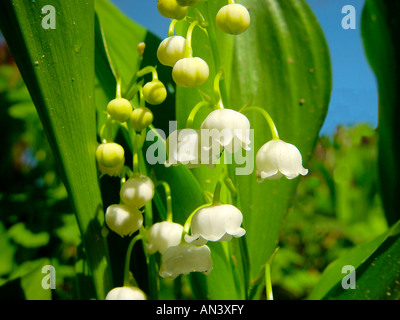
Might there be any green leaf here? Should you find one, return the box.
[320,220,400,300]
[361,0,400,226]
[0,0,112,299]
[0,258,52,300]
[8,222,50,248]
[307,231,387,300]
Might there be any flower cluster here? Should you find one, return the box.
[102,0,308,300]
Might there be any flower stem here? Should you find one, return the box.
[214,70,225,109]
[186,100,213,128]
[202,0,229,107]
[156,181,173,222]
[185,20,199,58]
[265,247,279,300]
[265,262,273,300]
[239,106,280,140]
[116,77,122,99]
[123,233,142,287]
[212,180,222,205]
[168,19,178,37]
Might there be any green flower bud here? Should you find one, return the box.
[143,80,167,105]
[130,107,154,132]
[172,57,209,88]
[157,36,187,67]
[157,0,188,20]
[96,143,125,177]
[176,0,200,7]
[107,98,133,122]
[216,4,250,35]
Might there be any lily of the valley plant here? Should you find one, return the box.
[96,0,308,300]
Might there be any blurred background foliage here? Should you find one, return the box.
[0,39,387,299]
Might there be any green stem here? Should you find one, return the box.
[186,100,212,128]
[240,106,280,140]
[185,20,199,58]
[137,66,158,81]
[265,247,278,300]
[116,77,122,99]
[123,234,143,286]
[202,0,229,107]
[214,70,225,109]
[168,19,178,37]
[156,181,173,222]
[212,180,222,205]
[265,262,273,300]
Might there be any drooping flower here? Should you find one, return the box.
[200,108,251,153]
[105,286,146,300]
[256,139,308,181]
[157,0,188,20]
[146,221,184,254]
[157,35,187,67]
[107,98,133,123]
[184,204,246,246]
[216,3,250,35]
[165,129,221,168]
[142,80,167,105]
[159,243,212,278]
[105,204,143,237]
[172,57,209,88]
[130,107,153,132]
[120,175,155,208]
[96,142,125,177]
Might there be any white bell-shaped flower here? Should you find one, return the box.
[157,35,187,67]
[184,204,246,246]
[256,139,308,181]
[200,108,251,153]
[146,221,183,254]
[105,286,146,300]
[105,204,143,237]
[165,129,221,168]
[120,175,155,208]
[159,243,212,278]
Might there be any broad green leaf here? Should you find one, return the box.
[307,230,387,300]
[175,0,331,298]
[0,258,52,300]
[320,220,400,300]
[361,0,400,226]
[0,0,112,299]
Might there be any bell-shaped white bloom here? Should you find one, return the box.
[146,221,184,254]
[120,175,155,208]
[200,108,251,153]
[105,286,146,300]
[105,204,143,237]
[256,139,308,181]
[184,204,246,246]
[157,35,187,67]
[165,129,221,168]
[159,243,212,278]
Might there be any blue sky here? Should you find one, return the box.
[111,0,378,136]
